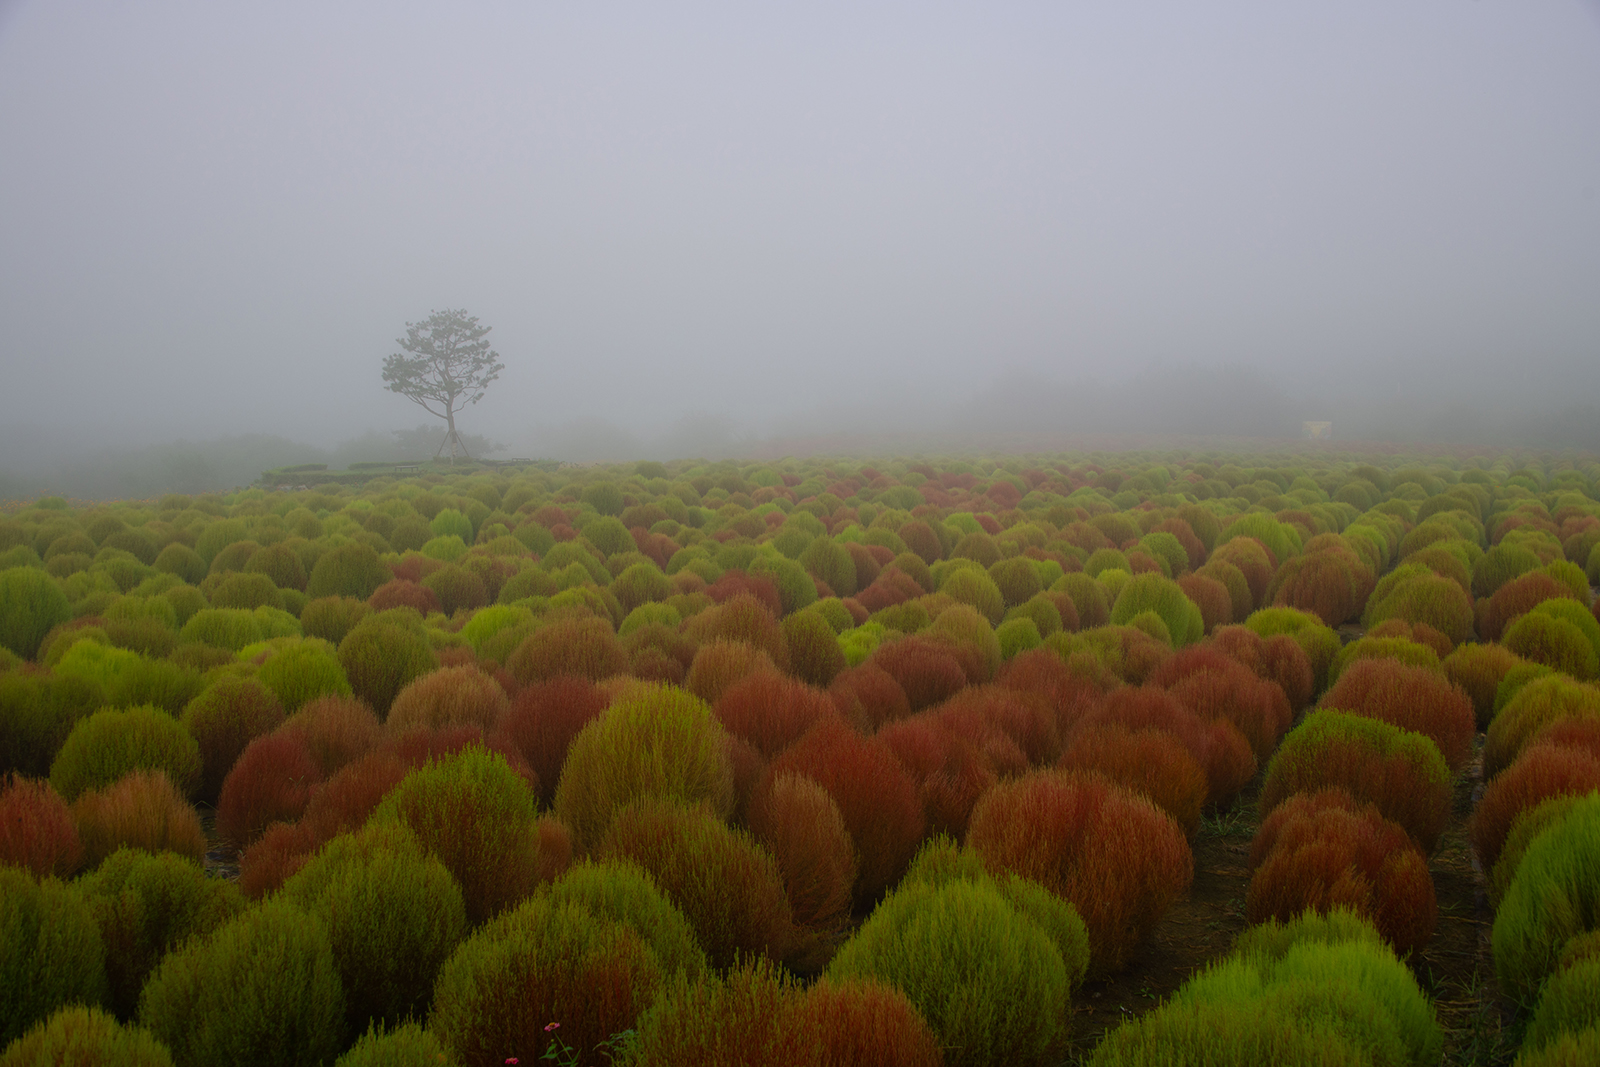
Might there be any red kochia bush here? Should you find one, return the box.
[506,616,626,686]
[216,731,324,847]
[706,572,785,617]
[298,747,412,845]
[1247,788,1436,956]
[1177,573,1233,635]
[869,637,969,712]
[1319,659,1476,774]
[280,695,382,777]
[966,768,1193,974]
[1058,723,1207,836]
[1480,572,1582,642]
[746,771,858,936]
[1209,537,1277,608]
[1208,626,1315,710]
[1469,742,1600,875]
[0,774,82,877]
[853,569,925,614]
[385,665,509,736]
[72,768,208,868]
[1166,660,1293,763]
[490,676,610,806]
[938,684,1060,766]
[179,675,287,803]
[368,578,441,615]
[997,646,1109,735]
[714,671,837,758]
[875,713,998,839]
[829,663,912,732]
[237,818,316,898]
[1079,686,1257,806]
[766,715,925,910]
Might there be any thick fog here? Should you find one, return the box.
[2,1,1598,493]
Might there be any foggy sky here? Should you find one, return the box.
[2,1,1598,461]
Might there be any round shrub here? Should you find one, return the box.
[216,731,323,848]
[429,895,662,1067]
[966,768,1192,973]
[72,769,206,870]
[1261,710,1452,853]
[152,543,206,586]
[598,798,796,970]
[1319,658,1476,774]
[138,899,344,1067]
[0,567,71,660]
[386,665,507,736]
[1244,607,1341,695]
[300,596,369,645]
[1110,573,1201,647]
[429,508,474,543]
[179,675,285,802]
[420,563,488,615]
[0,868,107,1048]
[492,676,609,807]
[0,1005,174,1067]
[282,695,382,777]
[1059,723,1208,836]
[506,615,625,687]
[177,608,265,651]
[767,715,925,910]
[1443,642,1526,730]
[78,847,244,1020]
[1472,744,1600,879]
[0,670,104,780]
[554,685,734,849]
[799,537,857,598]
[368,578,440,615]
[305,542,389,601]
[781,608,847,686]
[1247,789,1436,956]
[332,1022,453,1067]
[49,706,201,803]
[282,821,468,1031]
[747,772,858,938]
[1472,541,1543,599]
[254,638,352,712]
[1362,569,1475,648]
[542,859,708,979]
[208,572,284,611]
[1505,611,1600,681]
[0,775,82,878]
[338,616,438,718]
[1522,939,1600,1054]
[1481,571,1583,643]
[1494,794,1600,1001]
[826,876,1073,1067]
[1484,676,1600,780]
[243,543,308,591]
[372,744,544,924]
[714,670,835,759]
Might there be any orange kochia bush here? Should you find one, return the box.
[966,768,1192,974]
[1247,788,1436,956]
[1073,684,1256,807]
[1318,658,1476,775]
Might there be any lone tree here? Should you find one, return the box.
[382,309,504,463]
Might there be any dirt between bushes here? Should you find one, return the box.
[1060,747,1518,1067]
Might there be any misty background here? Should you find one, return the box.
[2,1,1598,498]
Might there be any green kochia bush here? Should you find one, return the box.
[253,637,354,712]
[332,1022,455,1067]
[429,894,664,1067]
[305,542,390,601]
[0,1005,175,1067]
[1110,573,1202,647]
[1520,931,1600,1055]
[826,873,1077,1067]
[49,640,202,714]
[0,566,71,660]
[554,685,734,849]
[541,860,708,980]
[371,744,543,924]
[138,899,344,1067]
[49,705,202,802]
[338,614,438,718]
[0,867,108,1047]
[1089,910,1441,1067]
[282,821,468,1032]
[79,847,245,1021]
[1494,793,1600,1002]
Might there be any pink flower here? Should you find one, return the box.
[505,1059,518,1065]
[544,1022,560,1032]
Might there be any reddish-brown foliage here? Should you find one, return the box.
[386,664,509,735]
[1147,645,1242,688]
[181,676,287,803]
[931,700,1028,779]
[1154,518,1208,570]
[715,671,837,759]
[387,724,539,794]
[1320,659,1476,773]
[298,747,411,845]
[1269,552,1366,627]
[1247,789,1436,956]
[786,979,945,1067]
[72,769,207,868]
[1059,724,1207,835]
[869,637,969,712]
[685,641,780,706]
[1166,661,1292,763]
[280,695,382,777]
[853,569,925,615]
[368,578,441,615]
[967,769,1193,973]
[766,715,925,910]
[507,616,626,686]
[1079,686,1257,806]
[937,684,1060,766]
[388,554,446,584]
[997,646,1109,736]
[237,818,316,898]
[1177,573,1233,635]
[844,541,883,591]
[1480,571,1583,642]
[216,731,324,848]
[535,814,574,885]
[1470,742,1600,874]
[747,771,858,935]
[491,676,610,806]
[706,572,785,617]
[598,798,797,970]
[898,521,944,565]
[0,774,82,877]
[828,663,912,732]
[1368,619,1454,659]
[1259,634,1315,710]
[875,713,998,839]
